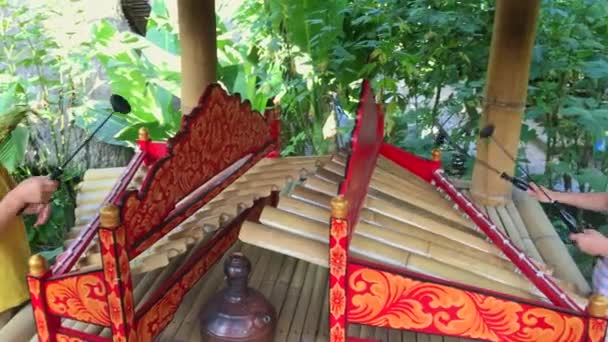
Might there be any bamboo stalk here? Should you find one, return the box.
[279,195,511,267]
[497,205,544,263]
[513,189,591,295]
[318,162,476,230]
[307,168,479,237]
[289,184,505,257]
[260,206,536,294]
[470,0,542,205]
[240,219,540,300]
[82,167,126,181]
[255,155,330,167]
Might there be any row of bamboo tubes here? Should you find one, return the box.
[0,156,328,341]
[240,155,589,307]
[69,156,322,274]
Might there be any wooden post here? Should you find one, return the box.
[27,254,60,342]
[329,195,349,342]
[99,205,136,341]
[177,0,217,114]
[470,0,541,206]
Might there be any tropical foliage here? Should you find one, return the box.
[1,0,607,277]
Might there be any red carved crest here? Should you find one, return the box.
[339,80,384,235]
[118,84,277,254]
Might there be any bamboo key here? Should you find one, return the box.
[288,184,505,257]
[277,195,517,272]
[295,177,500,255]
[319,159,478,231]
[258,206,541,295]
[240,217,542,301]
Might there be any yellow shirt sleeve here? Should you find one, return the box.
[0,165,31,312]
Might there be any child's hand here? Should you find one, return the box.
[12,176,58,206]
[23,203,52,227]
[570,229,608,256]
[527,182,554,203]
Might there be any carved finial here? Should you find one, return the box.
[331,195,348,219]
[29,254,48,277]
[138,127,150,141]
[588,294,608,317]
[432,148,441,162]
[100,205,120,229]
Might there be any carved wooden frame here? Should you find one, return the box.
[26,84,280,341]
[328,80,608,342]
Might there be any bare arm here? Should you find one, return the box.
[550,191,608,212]
[0,176,58,233]
[0,190,26,232]
[528,183,608,212]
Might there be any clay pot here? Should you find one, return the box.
[199,252,277,341]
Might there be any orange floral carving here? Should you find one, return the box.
[46,273,110,325]
[122,85,275,255]
[347,266,586,341]
[33,305,49,342]
[330,246,346,269]
[28,277,50,342]
[330,284,346,319]
[330,324,345,342]
[589,318,607,342]
[331,219,348,239]
[57,335,83,342]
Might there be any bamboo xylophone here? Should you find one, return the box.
[0,156,326,341]
[0,154,591,341]
[240,153,589,308]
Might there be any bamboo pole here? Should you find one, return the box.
[512,189,591,295]
[177,0,217,113]
[470,0,541,206]
[240,219,540,301]
[277,195,513,271]
[319,161,476,230]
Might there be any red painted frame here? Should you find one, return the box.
[328,80,608,342]
[26,84,281,341]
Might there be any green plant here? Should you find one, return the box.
[0,0,108,257]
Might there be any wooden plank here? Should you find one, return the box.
[259,252,285,299]
[348,324,362,339]
[275,259,308,342]
[374,326,388,341]
[269,256,298,311]
[359,325,375,339]
[315,280,330,342]
[416,333,431,342]
[402,330,416,341]
[388,329,402,342]
[287,263,317,341]
[302,266,328,341]
[249,248,272,289]
[429,334,444,342]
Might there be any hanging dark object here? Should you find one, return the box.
[451,152,466,178]
[435,129,448,148]
[120,0,152,36]
[199,252,277,342]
